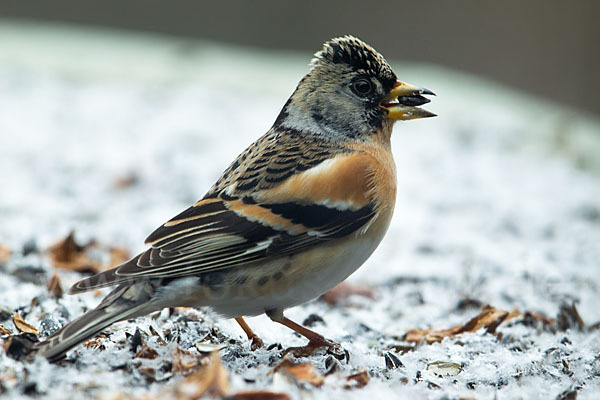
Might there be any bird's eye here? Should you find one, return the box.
[352,79,373,96]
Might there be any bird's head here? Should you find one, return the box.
[274,35,435,140]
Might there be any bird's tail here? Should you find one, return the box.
[37,281,157,362]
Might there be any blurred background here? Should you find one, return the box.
[2,0,599,115]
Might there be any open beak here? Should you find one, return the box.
[380,81,436,120]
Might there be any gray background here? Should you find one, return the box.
[1,0,598,115]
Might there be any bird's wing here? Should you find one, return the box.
[70,133,380,293]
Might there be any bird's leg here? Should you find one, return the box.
[266,309,330,346]
[235,317,264,350]
[266,309,347,361]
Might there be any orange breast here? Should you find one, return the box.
[255,147,397,216]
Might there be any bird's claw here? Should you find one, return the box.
[250,336,264,351]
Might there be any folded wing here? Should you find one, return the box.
[70,152,378,293]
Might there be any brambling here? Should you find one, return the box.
[38,35,435,361]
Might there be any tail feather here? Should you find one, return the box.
[37,282,157,362]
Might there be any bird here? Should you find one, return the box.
[37,35,435,361]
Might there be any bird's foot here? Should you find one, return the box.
[250,335,264,351]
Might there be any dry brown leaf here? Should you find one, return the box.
[136,344,159,360]
[12,314,38,336]
[148,325,167,346]
[0,325,12,335]
[272,358,324,387]
[47,232,99,273]
[522,310,554,326]
[83,333,107,349]
[506,308,522,321]
[175,352,229,398]
[82,337,105,350]
[404,328,433,343]
[138,367,157,380]
[47,273,63,298]
[229,392,291,400]
[0,244,11,264]
[47,232,131,274]
[345,369,370,389]
[405,305,509,344]
[172,346,201,373]
[321,282,375,305]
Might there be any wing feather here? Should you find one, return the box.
[70,138,381,293]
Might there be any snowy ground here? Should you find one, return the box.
[1,20,599,399]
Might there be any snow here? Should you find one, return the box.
[1,20,599,399]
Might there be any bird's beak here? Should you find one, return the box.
[380,81,436,120]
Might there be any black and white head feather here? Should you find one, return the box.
[310,35,396,87]
[275,35,398,140]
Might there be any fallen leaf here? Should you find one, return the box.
[82,338,105,350]
[272,358,324,387]
[405,305,509,344]
[175,352,229,398]
[427,361,462,376]
[0,325,12,335]
[138,367,157,380]
[387,343,417,354]
[0,244,11,264]
[47,273,63,298]
[522,310,554,325]
[172,346,200,373]
[506,308,522,320]
[136,345,159,360]
[148,325,167,346]
[321,282,374,305]
[12,314,39,336]
[345,369,370,389]
[454,305,509,334]
[47,232,99,273]
[47,232,131,274]
[404,328,432,343]
[229,392,291,400]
